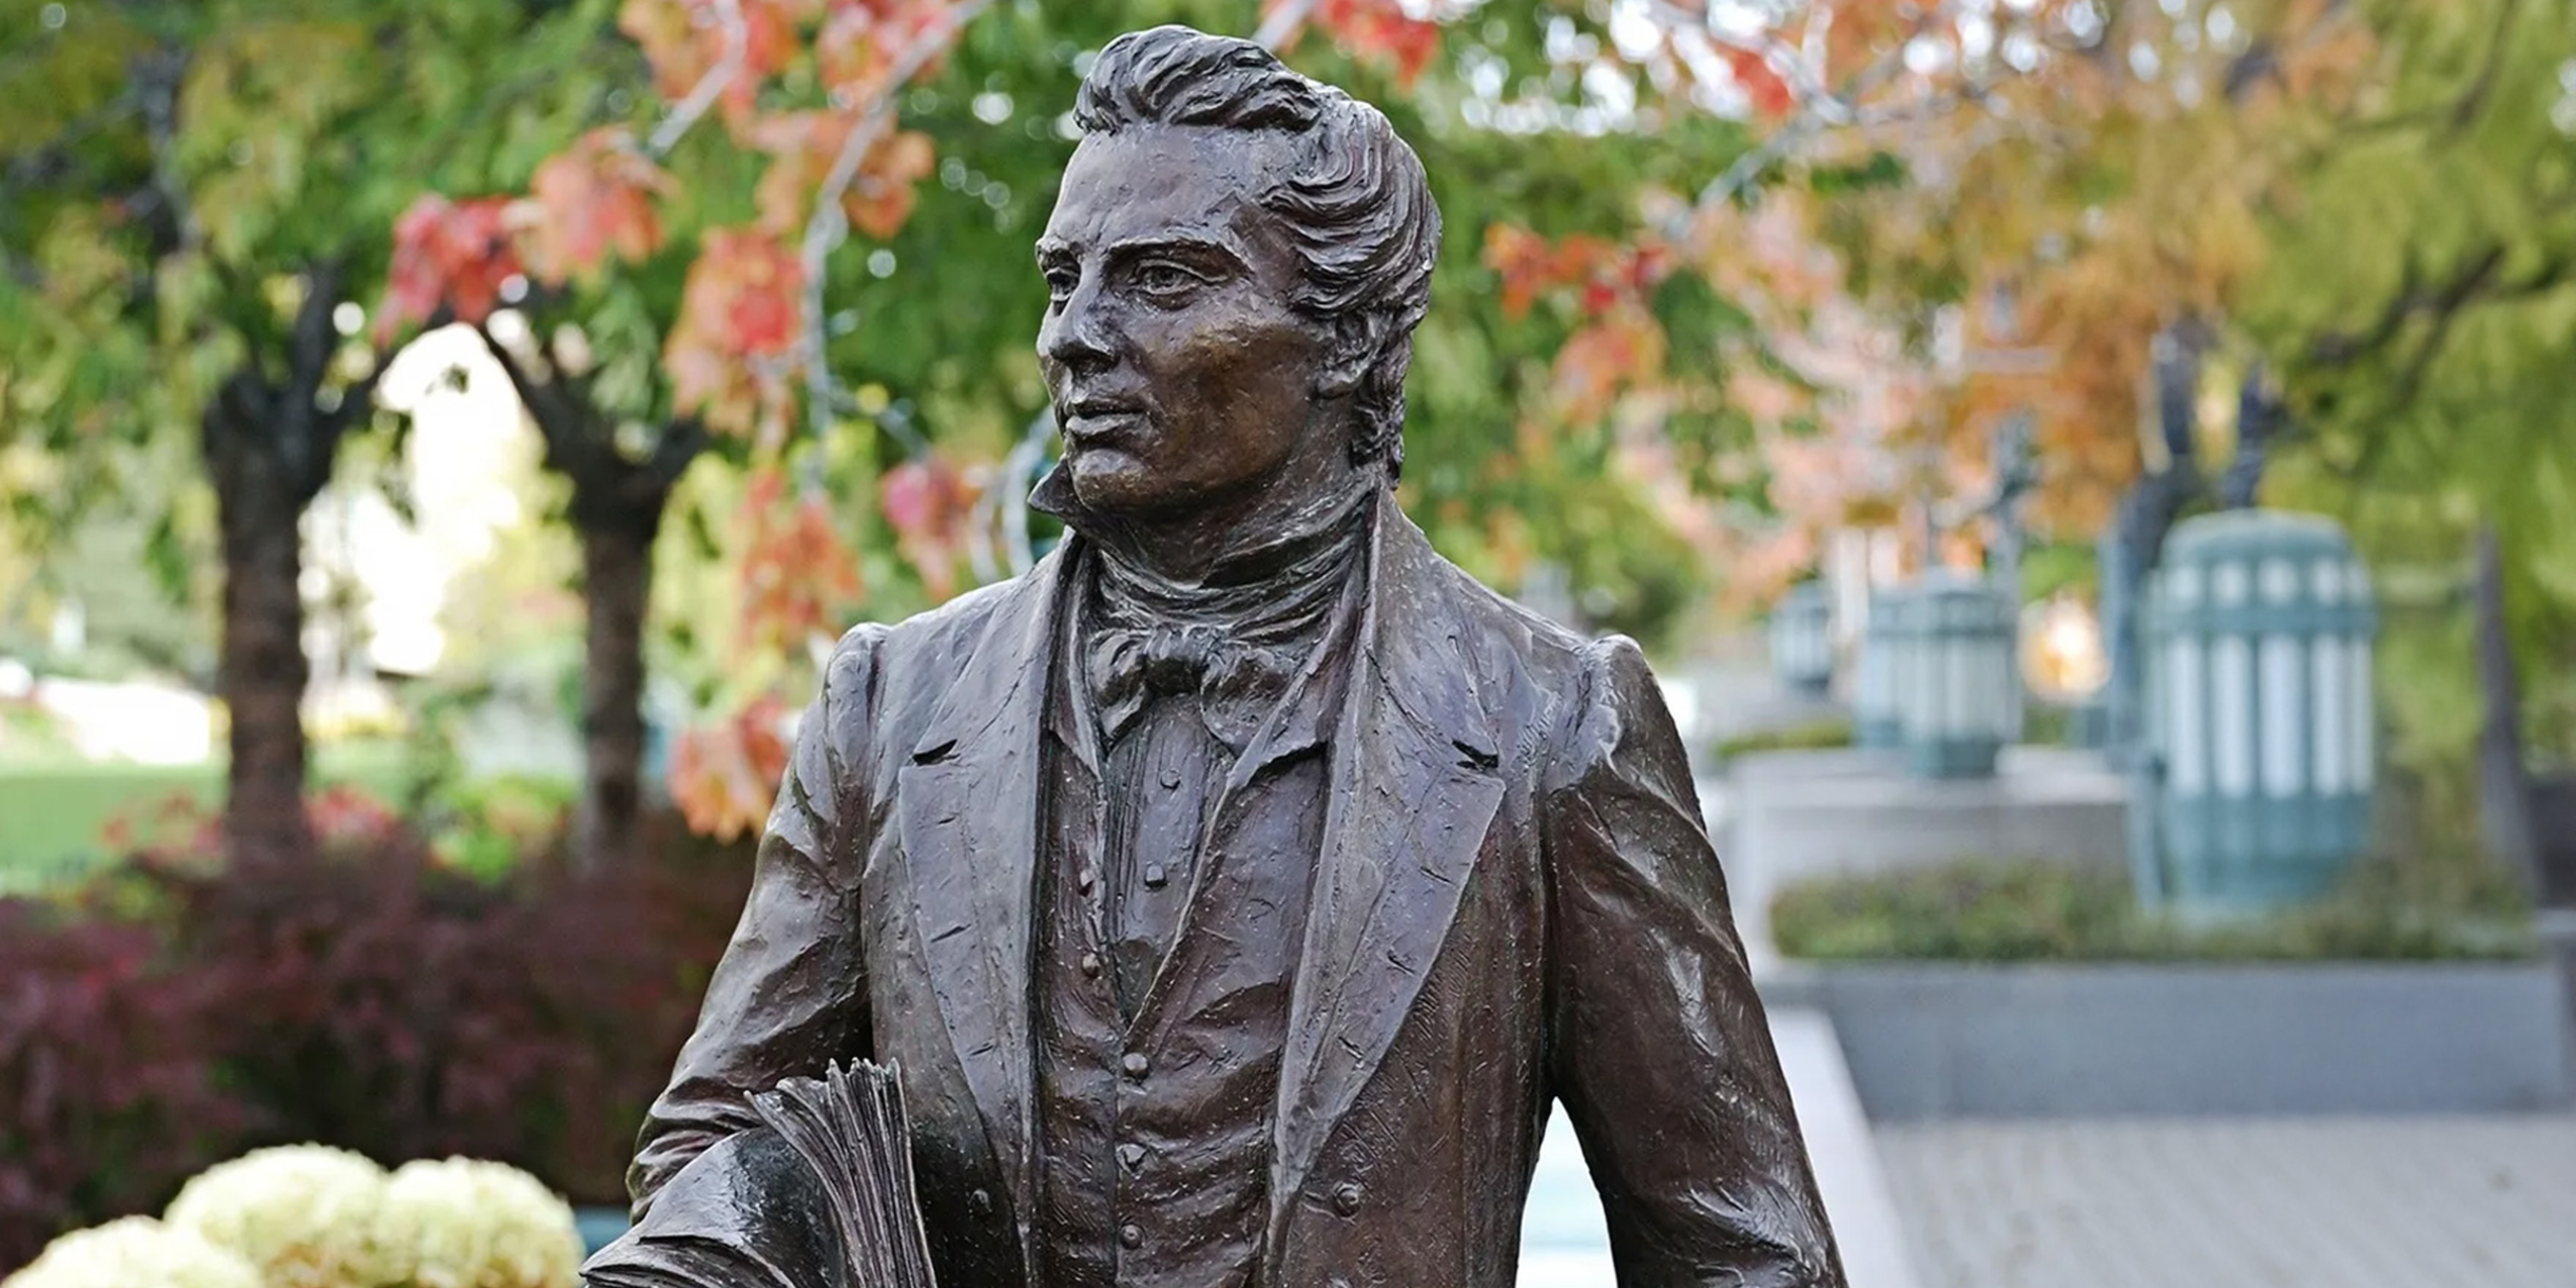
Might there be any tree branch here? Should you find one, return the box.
[648,414,711,489]
[1253,0,1318,52]
[2306,244,2503,368]
[472,319,595,472]
[645,0,748,158]
[796,0,991,448]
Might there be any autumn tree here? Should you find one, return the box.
[1,0,606,862]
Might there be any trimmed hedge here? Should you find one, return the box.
[1770,855,2537,963]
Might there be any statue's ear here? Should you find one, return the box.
[1314,310,1384,399]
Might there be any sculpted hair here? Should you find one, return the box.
[1073,25,1442,474]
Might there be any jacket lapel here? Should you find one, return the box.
[1270,499,1508,1234]
[894,543,1076,1249]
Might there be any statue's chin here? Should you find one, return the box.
[1062,451,1187,522]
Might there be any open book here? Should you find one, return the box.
[581,1061,938,1288]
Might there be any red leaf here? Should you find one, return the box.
[378,194,524,343]
[1725,46,1796,119]
[1313,0,1445,87]
[523,128,673,283]
[817,0,957,104]
[880,454,979,600]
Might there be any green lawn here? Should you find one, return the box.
[0,742,418,891]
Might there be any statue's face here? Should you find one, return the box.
[1036,126,1335,519]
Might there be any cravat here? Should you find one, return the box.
[1084,622,1300,747]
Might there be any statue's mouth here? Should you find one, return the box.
[1061,398,1149,443]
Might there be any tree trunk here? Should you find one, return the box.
[2472,525,2543,893]
[2102,325,2207,763]
[199,265,371,867]
[472,325,706,873]
[208,388,317,866]
[574,514,656,872]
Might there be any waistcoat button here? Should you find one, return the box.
[969,1188,993,1216]
[1331,1182,1364,1216]
[1119,1223,1143,1249]
[1121,1051,1151,1078]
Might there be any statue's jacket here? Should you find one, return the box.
[632,491,1846,1287]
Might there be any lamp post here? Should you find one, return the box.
[1768,581,1836,697]
[1893,573,2019,779]
[1854,585,1914,750]
[2142,511,2379,913]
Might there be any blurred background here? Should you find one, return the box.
[3,1,2573,1285]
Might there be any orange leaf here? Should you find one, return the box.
[666,227,805,434]
[667,696,794,840]
[618,0,822,125]
[817,0,957,104]
[735,465,866,644]
[845,129,934,240]
[750,112,938,239]
[522,128,673,283]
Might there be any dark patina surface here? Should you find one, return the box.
[590,25,1844,1287]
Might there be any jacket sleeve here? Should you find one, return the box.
[628,624,888,1218]
[1541,637,1844,1287]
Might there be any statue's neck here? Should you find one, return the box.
[1030,457,1387,590]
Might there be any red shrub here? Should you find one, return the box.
[0,811,756,1272]
[0,900,248,1270]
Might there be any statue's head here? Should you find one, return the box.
[1036,25,1440,522]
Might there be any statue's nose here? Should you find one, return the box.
[1041,280,1115,374]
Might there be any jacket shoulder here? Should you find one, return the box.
[1416,550,1597,693]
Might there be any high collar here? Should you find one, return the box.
[1026,458,1388,592]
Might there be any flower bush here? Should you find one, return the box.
[164,1147,394,1288]
[378,1159,581,1288]
[0,1218,261,1288]
[3,1151,583,1288]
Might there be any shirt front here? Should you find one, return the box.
[1028,502,1370,1287]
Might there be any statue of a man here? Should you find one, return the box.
[620,25,1842,1287]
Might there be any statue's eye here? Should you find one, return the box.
[1043,268,1078,302]
[1133,261,1205,298]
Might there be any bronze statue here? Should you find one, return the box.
[595,25,1844,1287]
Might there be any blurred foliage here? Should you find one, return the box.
[2242,0,2576,792]
[0,0,620,522]
[1771,854,2536,964]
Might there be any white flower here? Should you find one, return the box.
[2,1216,264,1288]
[164,1145,395,1288]
[376,1158,581,1288]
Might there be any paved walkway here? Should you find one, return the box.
[1875,1116,2576,1288]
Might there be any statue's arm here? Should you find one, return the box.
[628,624,890,1219]
[1540,637,1844,1287]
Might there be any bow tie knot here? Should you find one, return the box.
[1088,623,1297,747]
[1133,624,1224,695]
